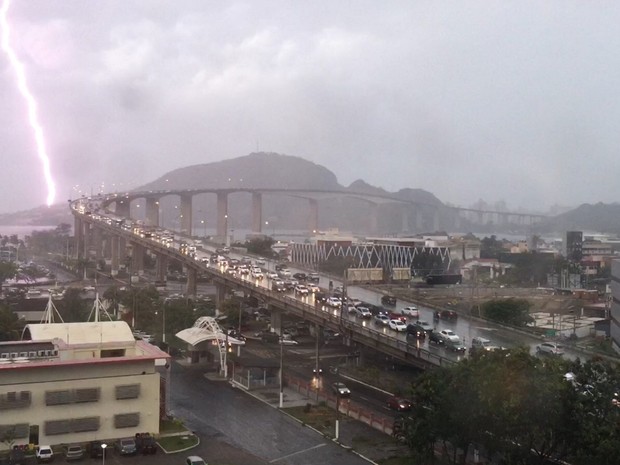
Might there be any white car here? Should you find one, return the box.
[251,268,264,279]
[536,342,564,356]
[279,337,299,345]
[400,306,419,318]
[294,284,309,296]
[438,329,460,343]
[326,297,342,308]
[388,319,407,331]
[374,314,390,325]
[266,271,279,279]
[355,306,372,319]
[36,446,54,463]
[307,284,321,293]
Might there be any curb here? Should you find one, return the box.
[156,433,201,455]
[239,388,380,465]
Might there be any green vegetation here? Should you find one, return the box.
[401,349,620,465]
[159,418,188,434]
[285,404,337,434]
[244,236,275,257]
[157,434,199,452]
[480,298,533,327]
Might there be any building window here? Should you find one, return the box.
[0,424,29,439]
[44,417,100,436]
[45,388,100,406]
[0,391,32,410]
[114,413,140,428]
[115,384,140,400]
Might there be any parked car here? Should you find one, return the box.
[400,306,419,318]
[536,342,564,356]
[115,438,137,455]
[279,337,299,345]
[387,396,413,412]
[381,295,397,306]
[355,306,373,319]
[35,446,54,463]
[445,338,467,352]
[65,445,84,461]
[374,314,390,326]
[388,319,407,332]
[406,323,426,339]
[135,433,158,454]
[88,441,105,459]
[185,456,207,465]
[332,382,351,397]
[438,329,460,343]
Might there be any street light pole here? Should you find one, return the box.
[279,334,284,408]
[101,443,107,465]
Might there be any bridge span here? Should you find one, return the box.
[70,197,457,369]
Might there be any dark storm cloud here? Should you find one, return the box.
[1,0,620,213]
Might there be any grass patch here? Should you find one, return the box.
[285,404,337,434]
[159,418,188,434]
[157,434,199,452]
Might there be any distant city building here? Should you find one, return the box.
[563,231,583,262]
[611,260,620,355]
[0,321,169,449]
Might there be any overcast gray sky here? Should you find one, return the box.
[1,0,619,215]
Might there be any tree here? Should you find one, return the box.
[58,288,88,322]
[0,261,17,284]
[480,235,506,259]
[481,298,533,327]
[0,304,23,341]
[245,236,275,257]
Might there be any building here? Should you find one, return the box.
[0,321,169,449]
[563,231,583,262]
[611,260,620,355]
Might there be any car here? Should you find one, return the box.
[412,320,433,334]
[237,265,250,275]
[400,306,419,318]
[388,319,407,332]
[326,296,342,308]
[186,456,207,465]
[115,438,137,455]
[294,284,309,296]
[438,329,460,343]
[332,382,351,397]
[255,259,266,266]
[307,284,321,293]
[388,312,407,323]
[88,441,105,459]
[387,396,413,411]
[278,269,292,278]
[355,306,373,318]
[293,272,307,281]
[65,445,84,461]
[445,338,467,352]
[251,268,264,279]
[470,336,501,353]
[266,271,279,279]
[279,337,299,345]
[374,314,390,325]
[536,342,564,356]
[272,280,286,292]
[307,272,320,282]
[36,446,54,463]
[381,295,397,306]
[434,309,458,320]
[405,323,426,339]
[428,331,444,345]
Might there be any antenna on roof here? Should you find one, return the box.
[87,292,114,322]
[41,293,64,324]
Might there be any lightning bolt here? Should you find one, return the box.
[1,0,56,206]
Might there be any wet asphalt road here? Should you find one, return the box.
[169,361,373,465]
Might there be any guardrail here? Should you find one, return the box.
[71,204,455,368]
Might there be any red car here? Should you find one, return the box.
[387,396,412,412]
[388,312,407,323]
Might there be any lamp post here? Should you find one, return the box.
[279,334,284,408]
[101,443,107,465]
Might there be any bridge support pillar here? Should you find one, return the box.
[251,192,263,233]
[369,204,379,235]
[180,195,193,235]
[146,198,160,227]
[74,217,83,259]
[110,236,119,276]
[432,209,440,232]
[214,284,227,315]
[216,192,228,243]
[156,254,168,282]
[131,243,144,276]
[103,234,112,259]
[116,198,130,218]
[477,211,484,225]
[186,268,197,296]
[83,222,91,258]
[415,209,423,231]
[93,227,102,261]
[401,209,409,233]
[270,308,282,335]
[453,211,461,230]
[308,199,319,233]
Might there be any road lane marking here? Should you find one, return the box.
[269,443,326,463]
